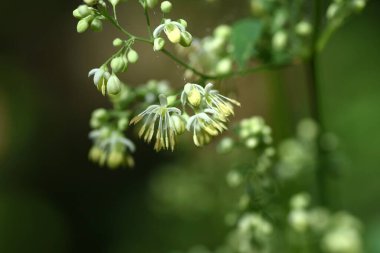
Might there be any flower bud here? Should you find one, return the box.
[179,31,193,47]
[178,19,187,28]
[89,147,103,162]
[161,1,172,13]
[327,3,339,19]
[93,108,108,121]
[84,0,98,6]
[78,5,91,17]
[146,0,158,8]
[214,25,231,39]
[216,58,232,75]
[91,18,103,32]
[352,0,366,11]
[172,115,186,134]
[107,150,124,169]
[185,84,202,107]
[111,57,125,73]
[118,118,129,131]
[217,137,234,154]
[164,24,181,44]
[107,74,122,95]
[295,21,312,36]
[127,49,139,63]
[77,19,89,33]
[113,38,123,47]
[272,30,288,51]
[109,0,120,6]
[73,9,82,19]
[153,37,165,51]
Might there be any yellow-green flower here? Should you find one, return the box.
[130,95,183,151]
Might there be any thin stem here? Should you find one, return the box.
[143,0,153,39]
[309,0,328,206]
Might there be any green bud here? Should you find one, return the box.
[179,31,193,47]
[352,0,366,11]
[272,30,287,51]
[89,147,103,162]
[146,0,158,8]
[73,9,82,19]
[107,150,124,169]
[93,108,108,121]
[121,55,129,72]
[111,57,125,73]
[78,5,91,17]
[161,1,172,13]
[91,18,103,32]
[178,19,187,28]
[77,19,89,33]
[153,37,165,51]
[84,0,98,5]
[127,49,139,63]
[295,21,312,36]
[113,38,123,47]
[216,58,232,75]
[217,137,234,154]
[107,74,122,95]
[327,3,339,19]
[118,118,129,131]
[109,0,120,6]
[214,25,231,39]
[172,115,186,135]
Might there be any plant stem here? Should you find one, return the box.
[309,0,328,206]
[143,0,153,39]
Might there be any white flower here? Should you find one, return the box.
[153,19,187,44]
[204,83,241,117]
[88,67,111,94]
[130,94,182,151]
[186,108,227,146]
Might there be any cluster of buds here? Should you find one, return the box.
[327,0,366,26]
[73,2,106,33]
[287,192,363,253]
[88,109,135,169]
[177,25,233,79]
[153,19,193,51]
[88,39,139,96]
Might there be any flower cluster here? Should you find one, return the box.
[176,25,233,79]
[130,82,240,150]
[73,2,106,33]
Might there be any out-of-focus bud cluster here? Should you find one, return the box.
[248,0,314,62]
[327,0,366,23]
[89,108,135,169]
[287,192,364,253]
[177,25,233,80]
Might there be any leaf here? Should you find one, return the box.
[231,19,263,68]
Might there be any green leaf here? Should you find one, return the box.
[231,19,263,68]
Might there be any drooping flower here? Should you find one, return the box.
[130,94,183,151]
[203,83,241,117]
[153,19,191,45]
[181,83,205,107]
[89,127,136,169]
[88,67,111,95]
[186,108,227,147]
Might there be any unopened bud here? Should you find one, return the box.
[91,18,103,32]
[161,1,172,13]
[146,0,158,8]
[127,49,139,63]
[214,25,231,39]
[272,30,288,51]
[185,84,202,107]
[216,58,232,75]
[113,38,123,47]
[84,0,98,6]
[295,21,312,36]
[107,74,122,95]
[179,31,193,47]
[178,19,187,28]
[77,19,89,33]
[111,57,125,73]
[107,150,124,169]
[118,118,129,131]
[153,37,165,51]
[78,5,91,17]
[73,9,82,19]
[352,0,366,11]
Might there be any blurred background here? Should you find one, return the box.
[0,0,379,252]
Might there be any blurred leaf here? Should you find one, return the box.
[231,19,263,68]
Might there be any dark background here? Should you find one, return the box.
[0,0,379,252]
